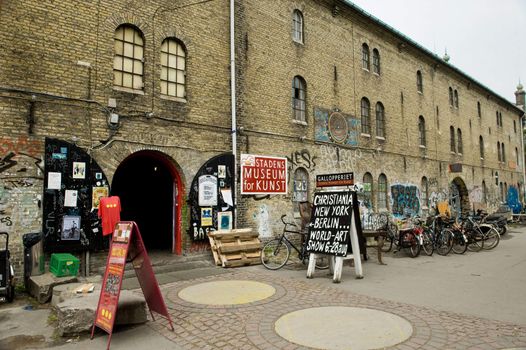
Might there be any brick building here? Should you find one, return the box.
[0,0,524,277]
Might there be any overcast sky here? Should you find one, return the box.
[349,0,526,104]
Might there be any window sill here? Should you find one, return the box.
[450,151,456,155]
[292,119,307,126]
[417,91,423,95]
[419,145,426,149]
[361,133,371,138]
[376,136,385,141]
[292,39,304,45]
[113,86,145,95]
[373,72,381,77]
[362,68,370,73]
[160,95,187,103]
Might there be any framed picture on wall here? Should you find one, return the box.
[217,211,232,231]
[62,215,81,240]
[72,162,86,179]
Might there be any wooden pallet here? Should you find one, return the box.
[208,229,262,268]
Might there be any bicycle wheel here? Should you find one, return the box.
[466,229,484,252]
[481,226,500,250]
[406,232,421,258]
[381,222,397,252]
[436,229,453,256]
[451,231,468,254]
[421,229,434,256]
[260,238,290,270]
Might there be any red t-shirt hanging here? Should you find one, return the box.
[98,196,121,235]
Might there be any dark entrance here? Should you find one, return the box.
[449,177,469,217]
[112,151,176,251]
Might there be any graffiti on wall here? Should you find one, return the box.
[318,144,363,171]
[391,184,420,217]
[469,186,484,204]
[287,149,317,172]
[507,186,522,214]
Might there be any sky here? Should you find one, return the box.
[348,0,526,104]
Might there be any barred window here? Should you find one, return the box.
[377,173,388,210]
[293,168,308,203]
[361,97,370,134]
[372,49,380,74]
[160,38,186,98]
[292,76,306,122]
[362,43,370,70]
[418,116,426,147]
[375,102,385,138]
[292,10,304,43]
[416,70,423,93]
[114,25,144,90]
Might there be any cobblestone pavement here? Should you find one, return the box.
[146,269,526,350]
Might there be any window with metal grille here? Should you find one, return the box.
[292,10,304,43]
[361,97,370,134]
[292,76,306,122]
[114,25,144,90]
[160,38,186,98]
[362,43,370,70]
[377,174,388,210]
[416,70,423,93]
[418,116,426,146]
[293,168,308,203]
[372,49,380,74]
[375,102,385,138]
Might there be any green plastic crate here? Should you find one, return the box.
[50,253,79,277]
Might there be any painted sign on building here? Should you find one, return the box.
[240,154,287,195]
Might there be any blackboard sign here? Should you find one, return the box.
[306,191,354,257]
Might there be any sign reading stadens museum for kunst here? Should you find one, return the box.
[240,154,287,195]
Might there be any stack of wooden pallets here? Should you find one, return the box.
[207,228,262,267]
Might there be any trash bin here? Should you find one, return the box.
[23,232,44,290]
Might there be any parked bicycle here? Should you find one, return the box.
[463,216,500,251]
[392,217,422,258]
[422,215,454,256]
[261,215,330,270]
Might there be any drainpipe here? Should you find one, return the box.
[230,0,237,227]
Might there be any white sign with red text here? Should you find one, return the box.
[240,154,288,195]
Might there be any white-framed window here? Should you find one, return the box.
[362,43,370,70]
[292,76,306,122]
[375,102,385,138]
[114,25,144,90]
[372,49,380,74]
[361,97,370,134]
[377,173,388,210]
[160,38,186,98]
[292,10,304,43]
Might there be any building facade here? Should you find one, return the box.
[0,0,523,276]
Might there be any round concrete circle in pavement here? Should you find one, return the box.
[178,280,275,305]
[275,306,413,350]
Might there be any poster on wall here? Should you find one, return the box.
[198,175,218,206]
[73,162,86,179]
[47,172,62,190]
[201,207,213,226]
[218,165,226,179]
[64,189,78,207]
[92,186,109,210]
[240,154,287,195]
[217,211,232,231]
[62,215,81,240]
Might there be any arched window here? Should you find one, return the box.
[363,172,373,209]
[516,147,519,166]
[502,142,506,163]
[375,102,385,138]
[292,168,309,214]
[292,10,304,43]
[479,136,484,159]
[449,87,454,106]
[416,70,423,93]
[457,128,463,154]
[450,126,456,152]
[454,89,459,108]
[361,97,370,134]
[114,25,144,90]
[496,111,500,126]
[362,43,370,70]
[482,180,487,203]
[497,141,501,162]
[421,176,429,208]
[477,101,481,118]
[418,116,426,147]
[372,49,380,74]
[160,38,186,98]
[377,174,388,210]
[292,76,306,122]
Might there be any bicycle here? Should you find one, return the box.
[260,215,330,270]
[423,215,454,256]
[464,216,499,251]
[393,217,422,258]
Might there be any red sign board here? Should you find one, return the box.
[91,222,173,349]
[240,154,287,195]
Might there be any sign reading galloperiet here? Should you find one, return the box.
[240,154,287,195]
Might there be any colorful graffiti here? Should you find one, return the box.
[391,184,420,217]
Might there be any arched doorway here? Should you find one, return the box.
[111,151,183,254]
[449,177,469,217]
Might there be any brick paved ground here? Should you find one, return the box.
[146,269,526,350]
